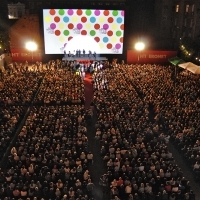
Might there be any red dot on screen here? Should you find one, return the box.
[81,30,87,35]
[94,37,100,42]
[107,43,112,49]
[120,24,124,30]
[68,36,73,41]
[94,24,100,30]
[120,37,123,43]
[107,30,113,36]
[81,17,87,23]
[108,17,114,23]
[49,9,56,15]
[54,16,60,23]
[104,10,109,16]
[55,30,61,36]
[77,9,83,15]
[68,23,74,29]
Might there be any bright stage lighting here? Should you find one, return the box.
[26,41,38,64]
[134,42,145,51]
[26,41,38,51]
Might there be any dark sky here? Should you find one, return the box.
[127,0,155,35]
[124,0,156,48]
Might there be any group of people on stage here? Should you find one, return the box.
[64,49,96,58]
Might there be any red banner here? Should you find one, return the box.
[10,48,42,62]
[127,50,177,64]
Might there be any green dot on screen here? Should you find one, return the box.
[116,31,122,36]
[112,10,118,16]
[64,30,69,36]
[90,30,96,36]
[86,9,92,16]
[59,9,65,15]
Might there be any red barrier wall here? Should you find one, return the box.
[10,48,42,62]
[127,50,177,64]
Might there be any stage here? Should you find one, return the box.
[62,55,108,62]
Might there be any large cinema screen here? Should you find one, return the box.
[43,9,125,54]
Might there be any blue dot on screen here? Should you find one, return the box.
[117,17,122,23]
[63,16,69,23]
[90,17,96,23]
[103,37,109,43]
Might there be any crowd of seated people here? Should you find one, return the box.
[0,105,94,200]
[0,59,92,199]
[33,68,85,105]
[0,69,44,106]
[93,64,196,200]
[0,57,199,200]
[0,106,27,159]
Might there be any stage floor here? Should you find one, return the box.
[62,55,108,62]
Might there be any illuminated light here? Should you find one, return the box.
[25,41,37,51]
[134,42,145,51]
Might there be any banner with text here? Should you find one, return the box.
[127,50,177,64]
[10,48,42,62]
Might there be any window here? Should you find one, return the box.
[176,4,179,12]
[186,5,189,13]
[192,4,195,12]
[192,4,195,14]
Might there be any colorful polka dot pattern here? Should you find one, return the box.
[44,9,124,53]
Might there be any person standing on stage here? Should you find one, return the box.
[78,49,81,57]
[83,49,85,57]
[93,51,96,59]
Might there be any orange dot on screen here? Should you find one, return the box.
[94,24,100,30]
[108,17,114,23]
[120,37,123,43]
[107,43,112,49]
[49,9,56,15]
[81,17,87,23]
[120,24,124,30]
[55,30,61,36]
[81,30,87,35]
[54,16,60,23]
[68,23,74,29]
[107,30,113,36]
[104,10,109,16]
[77,9,83,15]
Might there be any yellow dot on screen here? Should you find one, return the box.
[59,23,65,29]
[71,16,78,23]
[111,37,117,43]
[99,43,104,49]
[45,16,51,23]
[98,16,105,23]
[59,36,65,42]
[111,24,118,30]
[85,23,92,29]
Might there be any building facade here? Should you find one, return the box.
[154,0,200,49]
[8,2,25,19]
[6,0,200,51]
